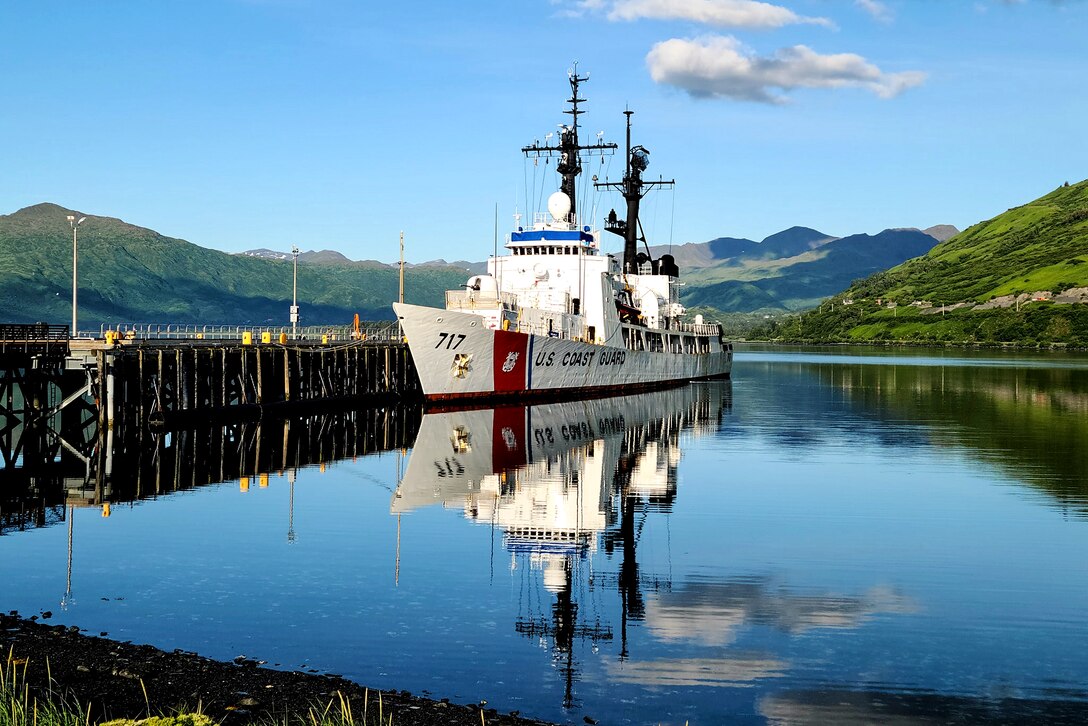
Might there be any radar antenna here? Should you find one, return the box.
[522,66,617,223]
[595,109,675,274]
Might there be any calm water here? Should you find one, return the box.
[3,346,1088,724]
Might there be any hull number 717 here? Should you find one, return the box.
[435,332,467,349]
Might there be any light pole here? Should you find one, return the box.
[290,245,300,339]
[398,232,405,340]
[67,215,86,337]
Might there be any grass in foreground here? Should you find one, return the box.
[1,650,405,726]
[2,647,86,726]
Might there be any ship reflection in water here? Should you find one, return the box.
[393,383,730,707]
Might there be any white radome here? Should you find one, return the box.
[547,191,572,222]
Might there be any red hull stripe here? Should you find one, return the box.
[424,371,731,411]
[492,330,530,392]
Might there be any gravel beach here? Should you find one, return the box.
[1,612,561,726]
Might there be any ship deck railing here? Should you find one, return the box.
[445,289,519,310]
[508,319,721,342]
[670,321,723,337]
[513,321,584,339]
[530,212,584,229]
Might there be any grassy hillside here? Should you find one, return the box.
[755,180,1088,346]
[849,180,1088,304]
[0,203,468,328]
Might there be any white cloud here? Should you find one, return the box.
[557,0,833,29]
[855,0,894,23]
[646,35,926,103]
[609,0,833,28]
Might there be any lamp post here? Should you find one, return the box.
[67,215,86,338]
[290,245,300,339]
[398,232,405,340]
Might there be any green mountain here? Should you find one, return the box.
[758,180,1088,345]
[0,203,469,329]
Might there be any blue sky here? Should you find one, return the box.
[2,0,1086,263]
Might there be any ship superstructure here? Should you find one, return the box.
[394,70,731,401]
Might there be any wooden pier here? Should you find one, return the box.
[1,324,423,491]
[80,337,419,431]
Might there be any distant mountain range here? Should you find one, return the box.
[243,223,955,315]
[649,224,955,313]
[240,248,486,274]
[0,201,957,327]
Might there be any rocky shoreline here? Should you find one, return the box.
[0,613,558,726]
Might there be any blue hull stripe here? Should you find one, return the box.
[526,334,535,390]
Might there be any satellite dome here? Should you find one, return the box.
[547,192,572,222]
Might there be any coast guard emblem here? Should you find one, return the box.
[501,351,519,373]
[451,353,472,379]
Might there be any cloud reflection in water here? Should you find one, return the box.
[645,578,917,647]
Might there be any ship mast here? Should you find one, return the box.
[522,66,617,224]
[596,110,675,275]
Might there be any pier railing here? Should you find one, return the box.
[0,323,70,340]
[0,323,71,356]
[97,321,402,343]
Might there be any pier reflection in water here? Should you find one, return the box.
[1,406,420,536]
[3,350,1088,724]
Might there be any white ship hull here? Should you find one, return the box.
[395,302,731,402]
